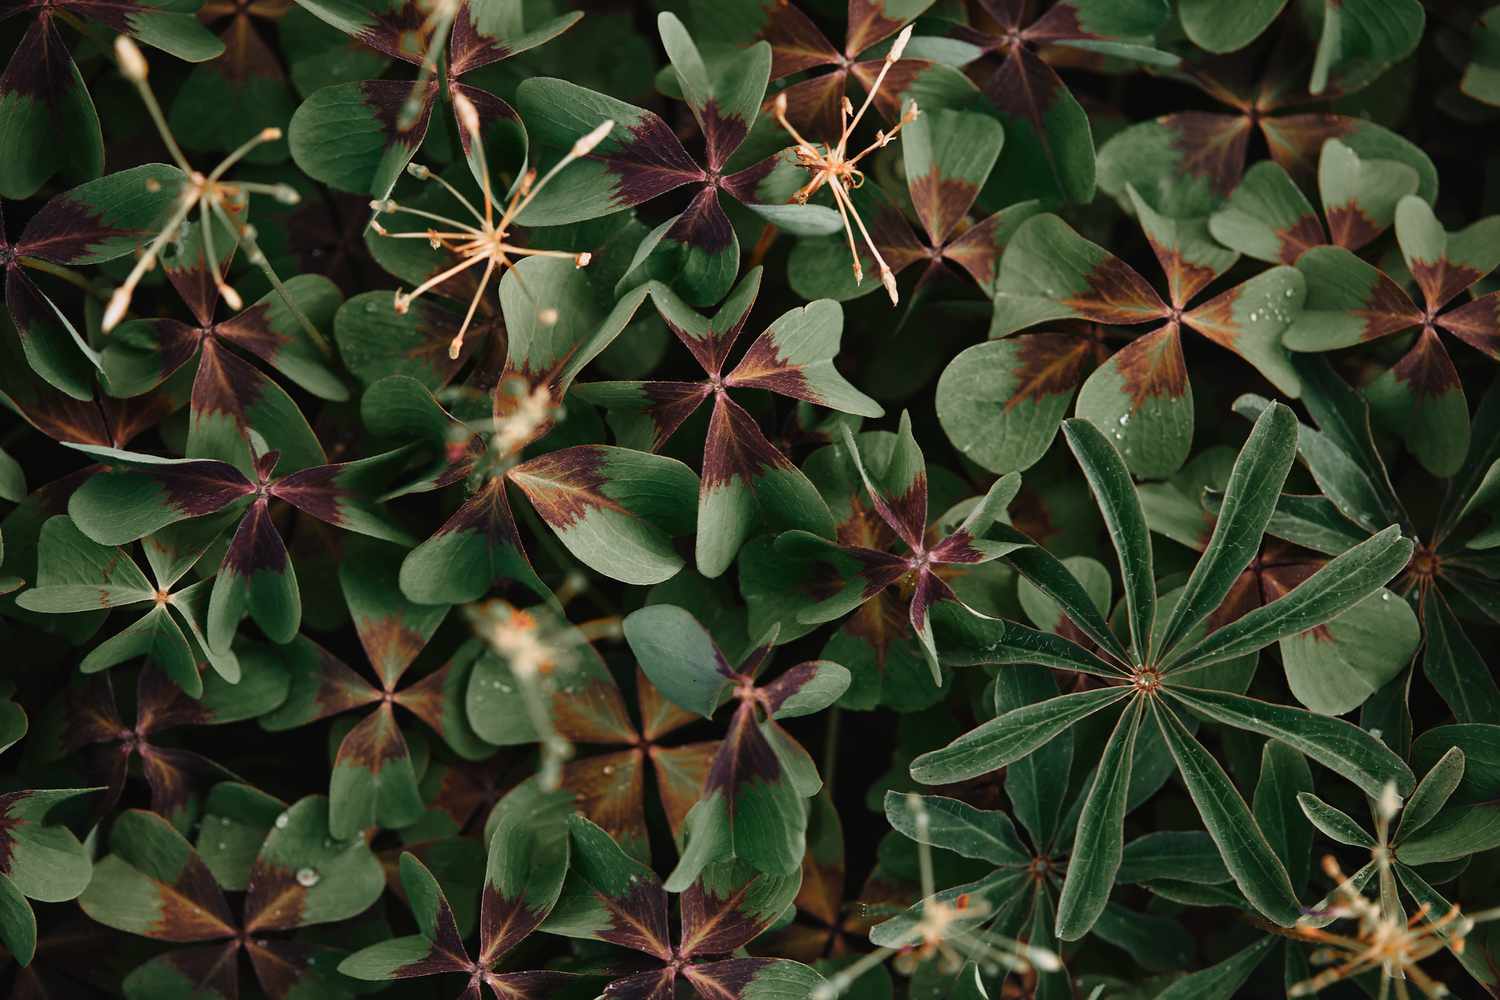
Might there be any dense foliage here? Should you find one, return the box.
[2,1,1500,997]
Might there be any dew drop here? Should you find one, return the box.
[274,812,290,829]
[602,764,615,776]
[1117,413,1130,427]
[296,867,321,887]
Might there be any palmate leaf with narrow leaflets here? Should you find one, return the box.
[911,404,1412,937]
[5,5,1500,998]
[1152,454,1420,716]
[16,514,239,693]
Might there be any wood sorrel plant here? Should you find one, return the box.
[4,4,1500,999]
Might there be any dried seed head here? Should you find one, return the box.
[572,119,615,157]
[889,23,913,62]
[453,91,481,139]
[115,36,149,82]
[1377,781,1402,823]
[103,287,132,331]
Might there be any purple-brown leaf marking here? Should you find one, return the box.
[846,0,915,57]
[267,463,355,528]
[1165,112,1253,197]
[1114,323,1188,408]
[1349,271,1425,343]
[338,702,412,775]
[153,942,241,997]
[596,873,673,960]
[222,498,289,575]
[699,99,750,175]
[601,113,703,209]
[191,338,266,432]
[701,393,796,489]
[678,873,766,959]
[759,661,821,716]
[1066,255,1169,325]
[1389,326,1463,401]
[762,69,848,143]
[508,445,626,529]
[1006,334,1097,409]
[1274,212,1327,263]
[1409,256,1485,314]
[633,381,714,451]
[756,0,840,77]
[909,169,980,248]
[1437,292,1500,360]
[559,751,647,850]
[1326,201,1382,252]
[664,186,735,254]
[704,704,782,799]
[1260,113,1356,188]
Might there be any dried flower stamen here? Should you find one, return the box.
[371,92,611,360]
[104,36,327,354]
[771,25,920,305]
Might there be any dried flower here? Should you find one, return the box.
[104,37,325,353]
[370,92,611,360]
[1288,854,1488,999]
[772,25,920,305]
[813,794,1059,999]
